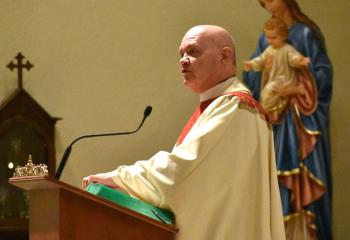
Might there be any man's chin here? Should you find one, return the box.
[183,79,191,86]
[183,78,190,86]
[183,81,201,93]
[183,79,194,88]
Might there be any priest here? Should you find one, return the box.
[83,25,285,240]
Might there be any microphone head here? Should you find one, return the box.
[144,106,152,117]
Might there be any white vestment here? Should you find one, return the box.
[112,77,286,240]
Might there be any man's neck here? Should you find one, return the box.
[199,77,235,102]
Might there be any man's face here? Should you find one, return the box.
[265,29,285,48]
[178,29,222,94]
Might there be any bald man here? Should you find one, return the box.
[83,25,285,240]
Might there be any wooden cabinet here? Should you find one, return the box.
[0,88,59,239]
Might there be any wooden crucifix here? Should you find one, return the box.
[7,52,34,89]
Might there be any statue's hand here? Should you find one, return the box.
[299,57,310,67]
[243,61,253,71]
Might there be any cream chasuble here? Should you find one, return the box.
[112,77,285,240]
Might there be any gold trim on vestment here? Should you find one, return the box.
[294,105,322,136]
[283,209,315,222]
[277,162,326,208]
[299,162,326,188]
[283,210,317,239]
[284,210,317,236]
[277,162,326,189]
[277,168,300,176]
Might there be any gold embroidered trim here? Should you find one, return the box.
[277,162,326,189]
[294,105,322,136]
[300,162,326,188]
[277,168,300,176]
[283,209,315,222]
[284,210,317,233]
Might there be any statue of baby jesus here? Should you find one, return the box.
[244,17,310,122]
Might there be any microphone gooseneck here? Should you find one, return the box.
[54,106,152,180]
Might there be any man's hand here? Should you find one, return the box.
[82,171,120,190]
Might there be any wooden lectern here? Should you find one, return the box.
[9,176,178,240]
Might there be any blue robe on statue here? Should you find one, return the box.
[244,23,333,240]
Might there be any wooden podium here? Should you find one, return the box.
[9,176,178,240]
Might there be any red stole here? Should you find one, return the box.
[176,98,215,145]
[176,91,268,145]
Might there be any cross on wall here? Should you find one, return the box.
[6,52,34,89]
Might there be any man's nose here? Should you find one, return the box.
[179,55,190,66]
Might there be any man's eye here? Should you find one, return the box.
[188,49,200,57]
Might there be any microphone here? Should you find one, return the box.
[54,106,152,180]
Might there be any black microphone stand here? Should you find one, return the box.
[54,106,152,180]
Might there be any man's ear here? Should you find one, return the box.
[221,47,233,64]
